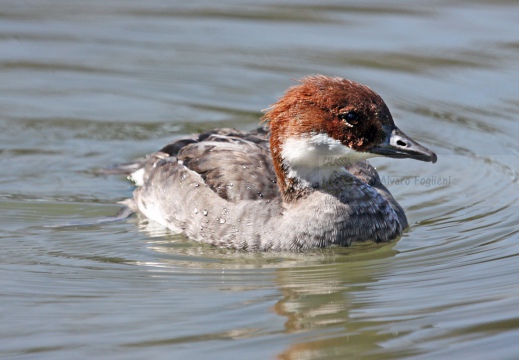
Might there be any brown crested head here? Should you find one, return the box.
[263,75,394,200]
[264,75,393,152]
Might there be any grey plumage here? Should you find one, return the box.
[127,127,407,251]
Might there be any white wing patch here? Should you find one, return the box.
[129,168,145,186]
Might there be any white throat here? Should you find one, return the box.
[281,133,378,188]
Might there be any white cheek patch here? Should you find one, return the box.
[281,133,378,186]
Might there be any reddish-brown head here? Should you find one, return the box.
[265,75,391,153]
[263,75,436,201]
[263,75,390,199]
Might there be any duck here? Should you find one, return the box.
[119,75,437,251]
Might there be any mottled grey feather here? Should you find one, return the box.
[102,126,407,251]
[133,143,407,251]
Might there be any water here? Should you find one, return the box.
[2,1,519,359]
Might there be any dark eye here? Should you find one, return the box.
[339,111,360,127]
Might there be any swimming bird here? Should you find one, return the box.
[120,75,436,251]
